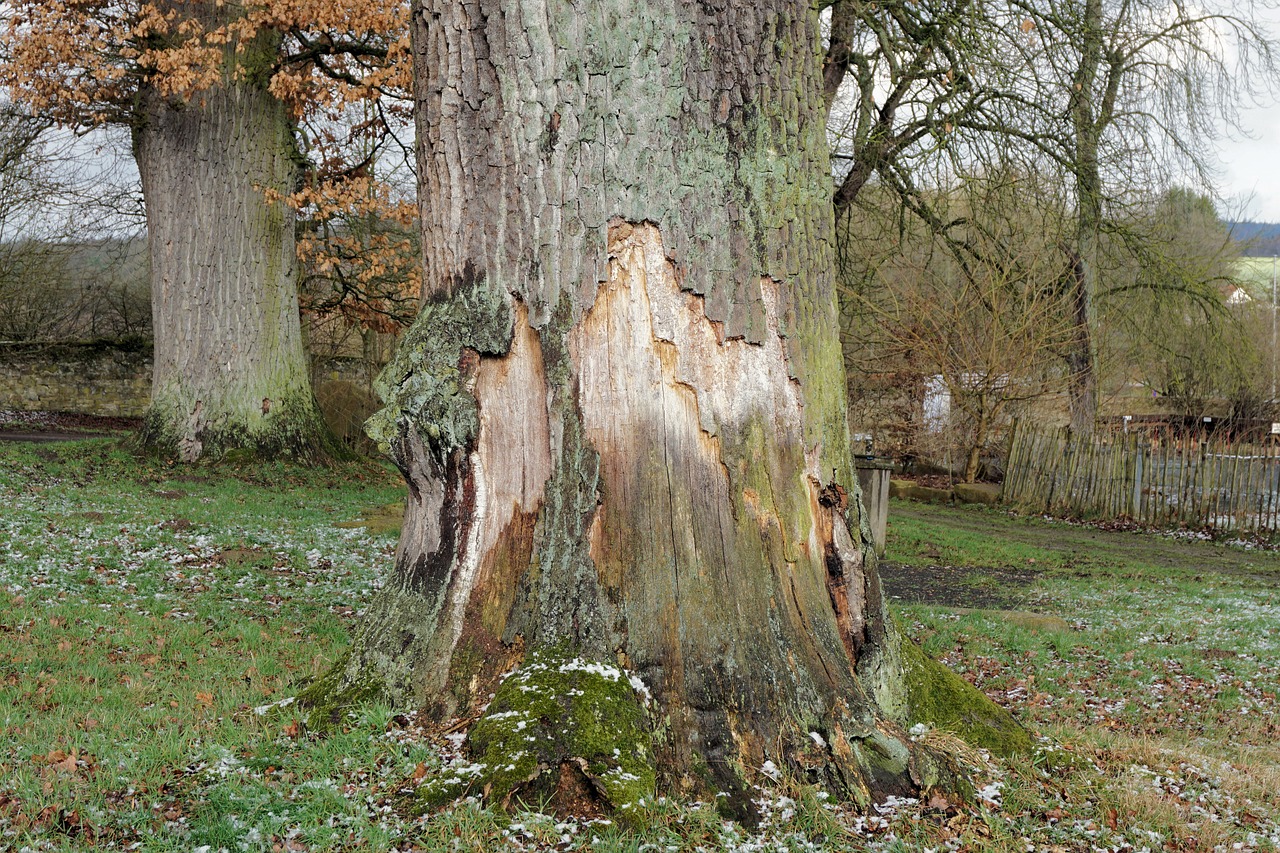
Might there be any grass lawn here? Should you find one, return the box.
[1,439,1278,851]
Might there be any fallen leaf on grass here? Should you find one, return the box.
[926,792,952,811]
[195,691,214,707]
[34,749,89,775]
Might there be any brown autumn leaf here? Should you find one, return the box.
[36,749,80,774]
[195,691,214,707]
[282,720,300,738]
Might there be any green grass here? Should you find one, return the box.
[2,443,1279,850]
[0,440,416,851]
[886,498,1280,850]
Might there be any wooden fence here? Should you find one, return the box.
[1002,421,1280,534]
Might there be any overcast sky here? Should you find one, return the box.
[1218,98,1280,223]
[1214,3,1280,224]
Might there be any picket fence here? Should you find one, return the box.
[1002,421,1280,534]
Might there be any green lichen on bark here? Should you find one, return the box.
[365,283,513,459]
[414,646,655,815]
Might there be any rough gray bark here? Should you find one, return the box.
[133,55,329,461]
[315,0,1025,817]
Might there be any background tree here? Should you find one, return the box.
[0,107,148,342]
[995,0,1279,431]
[0,1,409,460]
[0,108,71,341]
[1106,189,1268,426]
[842,171,1077,481]
[821,0,994,222]
[308,0,1025,818]
[295,130,420,374]
[821,0,1278,440]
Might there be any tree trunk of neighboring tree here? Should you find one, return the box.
[1065,242,1098,434]
[133,71,329,461]
[311,0,1026,818]
[1065,0,1106,435]
[964,404,991,484]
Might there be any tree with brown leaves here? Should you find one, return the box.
[1,0,410,460]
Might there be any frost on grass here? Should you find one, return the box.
[413,647,655,815]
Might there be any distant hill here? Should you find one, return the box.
[1229,221,1280,256]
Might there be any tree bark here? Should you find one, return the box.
[133,59,329,461]
[1065,0,1106,435]
[314,0,1026,817]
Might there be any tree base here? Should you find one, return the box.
[858,616,1032,760]
[136,389,340,463]
[898,632,1033,758]
[300,638,1019,824]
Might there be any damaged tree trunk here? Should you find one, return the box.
[312,0,1027,817]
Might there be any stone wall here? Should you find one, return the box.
[0,341,154,417]
[0,341,382,419]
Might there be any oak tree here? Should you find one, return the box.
[0,0,408,459]
[307,0,1026,818]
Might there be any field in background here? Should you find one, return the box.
[1,439,1278,851]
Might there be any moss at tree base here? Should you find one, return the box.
[898,634,1032,758]
[137,388,341,464]
[295,651,385,732]
[413,646,655,818]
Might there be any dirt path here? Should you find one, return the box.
[879,501,1280,610]
[0,413,139,443]
[0,430,114,443]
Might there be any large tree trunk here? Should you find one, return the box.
[312,0,1025,817]
[133,64,329,461]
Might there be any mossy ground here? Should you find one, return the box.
[898,629,1033,758]
[294,650,384,732]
